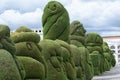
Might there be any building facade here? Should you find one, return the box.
[103,36,120,65]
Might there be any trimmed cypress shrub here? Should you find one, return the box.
[0,49,22,80]
[0,24,25,80]
[70,45,85,80]
[70,21,94,79]
[70,20,86,47]
[10,26,47,79]
[39,39,68,80]
[0,24,10,37]
[17,56,45,80]
[85,32,106,74]
[42,1,70,43]
[11,32,40,43]
[16,26,33,32]
[55,40,76,80]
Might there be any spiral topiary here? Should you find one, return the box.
[42,1,70,43]
[10,26,46,79]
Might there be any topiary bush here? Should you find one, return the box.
[42,1,70,43]
[55,40,76,80]
[85,32,106,74]
[10,26,46,80]
[70,21,94,80]
[0,24,25,80]
[70,20,86,47]
[17,56,45,80]
[103,42,116,67]
[39,39,68,80]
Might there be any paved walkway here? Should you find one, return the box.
[92,64,120,80]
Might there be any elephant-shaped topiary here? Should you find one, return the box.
[10,26,46,80]
[0,24,25,80]
[85,32,106,75]
[70,21,94,80]
[42,1,70,43]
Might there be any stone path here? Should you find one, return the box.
[92,64,120,80]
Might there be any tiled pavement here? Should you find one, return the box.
[92,64,120,80]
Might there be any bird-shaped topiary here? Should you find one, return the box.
[0,24,25,80]
[42,1,70,43]
[10,26,46,80]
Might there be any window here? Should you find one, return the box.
[111,50,115,53]
[110,45,115,49]
[118,50,120,53]
[118,45,120,49]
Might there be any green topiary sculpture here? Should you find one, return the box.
[85,32,106,75]
[39,39,68,80]
[0,24,25,80]
[55,40,76,80]
[10,26,46,80]
[42,1,70,43]
[102,42,116,67]
[70,20,86,47]
[70,20,94,80]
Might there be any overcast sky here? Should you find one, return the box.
[0,0,120,36]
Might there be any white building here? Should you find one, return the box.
[103,36,120,65]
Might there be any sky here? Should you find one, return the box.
[0,0,120,36]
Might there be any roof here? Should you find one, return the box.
[103,36,120,39]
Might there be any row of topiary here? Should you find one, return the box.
[0,1,116,80]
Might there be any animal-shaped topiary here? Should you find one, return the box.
[55,40,76,80]
[42,1,70,43]
[70,21,94,80]
[41,1,77,80]
[85,32,106,75]
[102,42,116,68]
[39,39,68,80]
[0,24,25,80]
[10,26,46,80]
[70,20,86,47]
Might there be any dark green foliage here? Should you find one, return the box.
[89,51,100,75]
[42,1,70,43]
[103,42,116,67]
[18,56,45,80]
[39,39,68,80]
[0,24,10,37]
[55,40,76,80]
[70,20,86,47]
[16,26,33,32]
[85,32,106,74]
[78,47,94,80]
[0,49,22,80]
[70,45,85,80]
[85,32,103,46]
[70,20,86,36]
[11,32,40,43]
